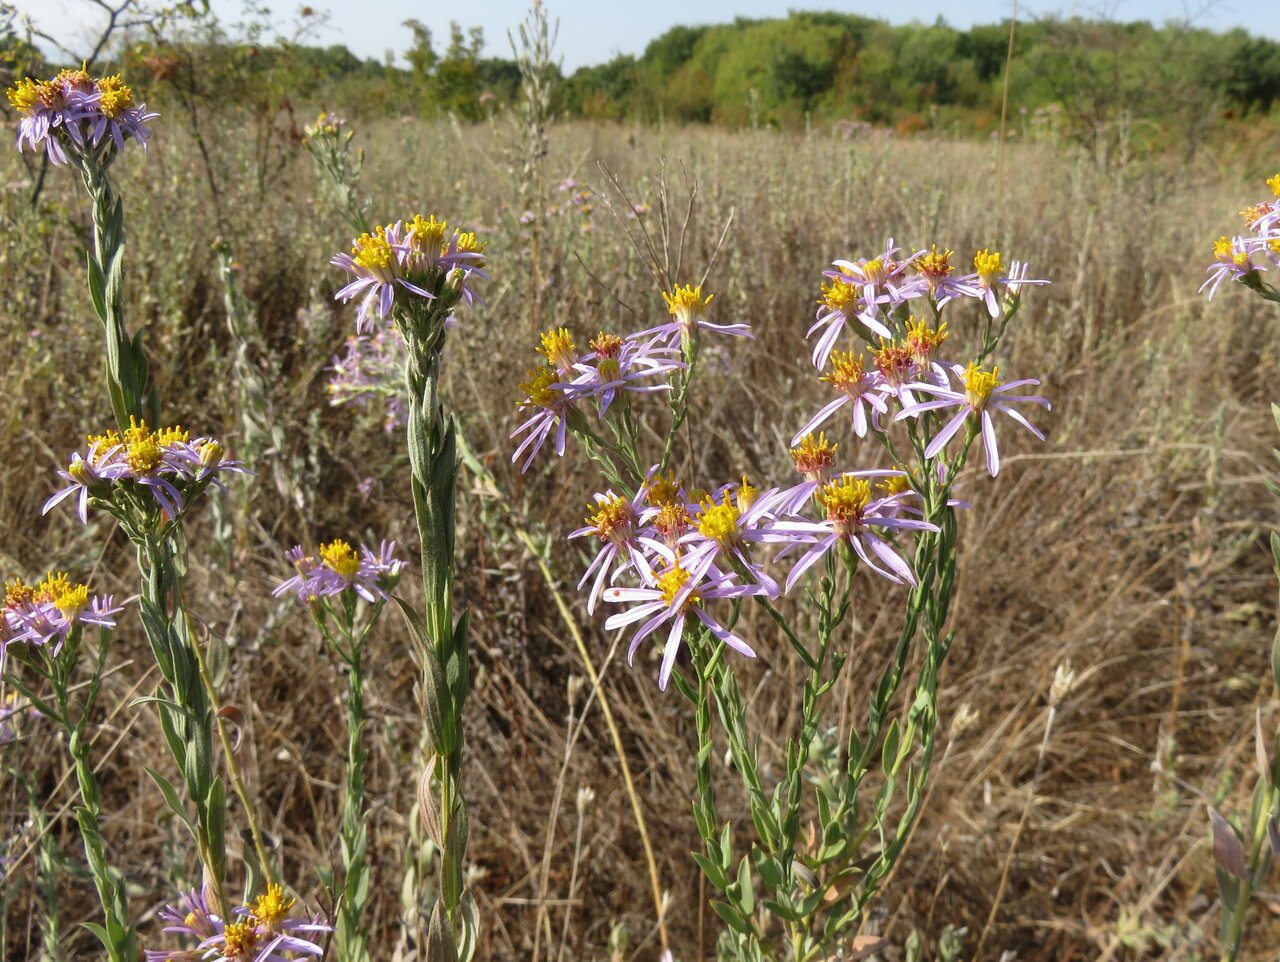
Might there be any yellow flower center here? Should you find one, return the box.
[654,502,690,541]
[819,476,871,531]
[352,227,396,273]
[408,215,448,258]
[538,328,577,370]
[6,78,42,112]
[589,332,624,359]
[963,362,1000,406]
[519,365,561,408]
[251,883,296,932]
[5,577,34,608]
[453,229,487,264]
[914,245,954,288]
[662,284,713,317]
[95,75,134,118]
[736,475,758,512]
[696,494,741,544]
[861,257,888,286]
[656,564,696,607]
[790,433,837,476]
[586,495,635,542]
[821,351,869,395]
[872,342,914,385]
[1269,173,1280,197]
[973,248,1003,287]
[818,276,859,313]
[222,919,260,959]
[905,316,947,361]
[319,540,360,579]
[877,471,912,498]
[645,471,682,506]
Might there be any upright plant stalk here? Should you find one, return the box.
[70,148,156,434]
[8,628,138,961]
[398,296,478,958]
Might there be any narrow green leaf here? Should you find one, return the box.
[710,899,751,935]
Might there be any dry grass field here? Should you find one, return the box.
[2,111,1279,960]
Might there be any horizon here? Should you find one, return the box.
[13,0,1280,73]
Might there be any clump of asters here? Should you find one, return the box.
[273,539,404,604]
[145,882,331,962]
[43,418,247,524]
[6,68,157,165]
[2,572,120,663]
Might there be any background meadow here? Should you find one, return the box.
[2,5,1280,960]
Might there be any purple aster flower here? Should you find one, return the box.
[511,361,588,472]
[43,421,248,523]
[632,285,752,347]
[676,479,788,597]
[896,362,1050,477]
[771,474,938,591]
[560,332,682,416]
[968,250,1049,318]
[1,572,121,665]
[164,883,330,962]
[1201,234,1269,299]
[794,351,889,442]
[569,488,670,614]
[911,245,980,309]
[332,221,433,332]
[273,540,404,604]
[602,563,764,690]
[7,70,156,165]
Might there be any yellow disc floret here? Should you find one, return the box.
[645,470,683,506]
[408,215,448,258]
[42,573,90,619]
[790,433,837,477]
[5,577,35,608]
[6,77,43,113]
[586,494,636,543]
[95,75,134,118]
[251,883,296,933]
[735,475,759,512]
[662,284,713,317]
[518,365,560,409]
[914,245,955,290]
[1268,173,1280,197]
[819,275,860,313]
[860,257,888,286]
[589,332,624,359]
[538,328,577,370]
[656,563,696,607]
[352,227,397,275]
[819,476,872,533]
[696,493,741,544]
[221,919,261,959]
[905,316,947,363]
[962,362,1000,407]
[877,470,913,498]
[319,540,360,579]
[821,351,869,395]
[872,341,914,386]
[973,249,1003,287]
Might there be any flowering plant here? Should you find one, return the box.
[514,236,1050,958]
[1201,171,1280,962]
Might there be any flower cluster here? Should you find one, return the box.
[273,540,404,604]
[512,327,682,471]
[1,572,121,661]
[809,240,1046,368]
[574,466,937,688]
[44,418,247,523]
[303,111,345,139]
[146,882,330,962]
[327,327,407,431]
[1201,173,1280,299]
[6,68,158,165]
[801,242,1050,478]
[331,215,488,331]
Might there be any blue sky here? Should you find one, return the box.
[17,0,1279,71]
